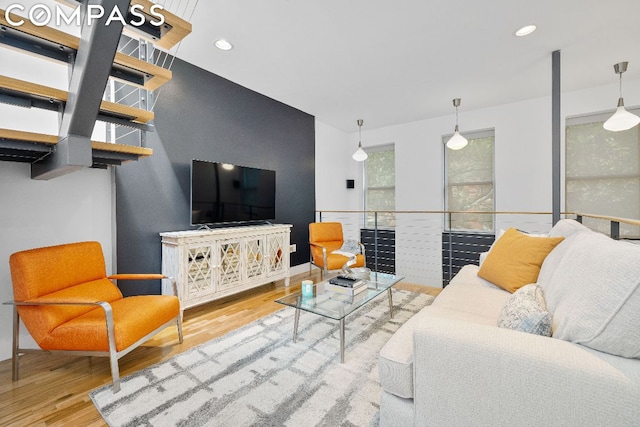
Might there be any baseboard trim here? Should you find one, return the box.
[290,262,311,277]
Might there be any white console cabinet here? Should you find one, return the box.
[161,224,291,310]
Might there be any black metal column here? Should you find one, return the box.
[552,50,561,224]
[32,0,132,179]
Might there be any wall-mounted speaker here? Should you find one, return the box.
[346,179,355,189]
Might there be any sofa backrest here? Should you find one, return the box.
[538,229,640,359]
[548,218,592,238]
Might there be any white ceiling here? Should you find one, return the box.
[174,0,640,132]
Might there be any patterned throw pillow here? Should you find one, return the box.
[336,239,361,255]
[498,284,552,336]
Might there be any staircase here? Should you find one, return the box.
[0,0,192,179]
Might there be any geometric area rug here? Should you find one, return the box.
[90,290,434,427]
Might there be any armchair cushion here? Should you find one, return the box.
[43,296,181,352]
[10,241,107,300]
[309,222,344,244]
[19,278,122,345]
[323,253,366,271]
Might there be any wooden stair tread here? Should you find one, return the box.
[91,141,152,156]
[113,52,172,92]
[53,0,192,50]
[0,128,58,145]
[0,128,153,157]
[131,0,193,50]
[0,8,172,91]
[0,75,154,124]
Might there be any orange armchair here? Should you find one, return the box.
[6,241,183,392]
[309,222,366,277]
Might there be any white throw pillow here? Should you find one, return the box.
[540,232,640,358]
[548,218,592,238]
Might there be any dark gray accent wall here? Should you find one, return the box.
[115,58,315,296]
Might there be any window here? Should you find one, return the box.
[566,111,640,237]
[364,144,395,227]
[444,129,495,231]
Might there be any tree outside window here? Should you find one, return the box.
[365,145,395,228]
[444,130,495,231]
[566,113,640,237]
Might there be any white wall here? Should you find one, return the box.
[315,77,640,286]
[0,43,115,361]
[0,164,115,362]
[314,120,360,212]
[315,96,554,213]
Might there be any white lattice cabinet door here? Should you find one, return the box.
[244,236,267,281]
[218,239,242,291]
[186,244,216,299]
[161,224,291,310]
[266,232,287,277]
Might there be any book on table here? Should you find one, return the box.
[329,275,363,288]
[325,280,368,296]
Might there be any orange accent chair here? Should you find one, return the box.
[6,241,183,392]
[309,222,366,277]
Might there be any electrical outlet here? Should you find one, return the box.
[289,244,297,253]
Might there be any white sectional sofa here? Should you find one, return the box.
[379,219,640,426]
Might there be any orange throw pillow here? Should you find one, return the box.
[477,228,564,293]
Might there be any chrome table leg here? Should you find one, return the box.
[340,318,345,363]
[293,308,300,342]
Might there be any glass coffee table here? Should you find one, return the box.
[275,272,404,363]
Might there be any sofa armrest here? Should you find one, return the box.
[413,317,640,427]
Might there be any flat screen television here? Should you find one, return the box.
[190,160,276,225]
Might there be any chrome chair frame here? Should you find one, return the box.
[4,276,183,393]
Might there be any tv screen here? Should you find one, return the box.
[191,160,276,225]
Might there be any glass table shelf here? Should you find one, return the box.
[275,272,404,362]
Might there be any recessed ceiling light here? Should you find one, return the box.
[515,25,537,37]
[214,39,233,51]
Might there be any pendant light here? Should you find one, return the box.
[352,119,368,161]
[603,62,640,132]
[446,98,468,150]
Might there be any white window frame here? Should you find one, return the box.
[363,143,395,228]
[443,128,495,232]
[565,109,640,237]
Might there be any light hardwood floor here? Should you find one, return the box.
[0,270,440,426]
